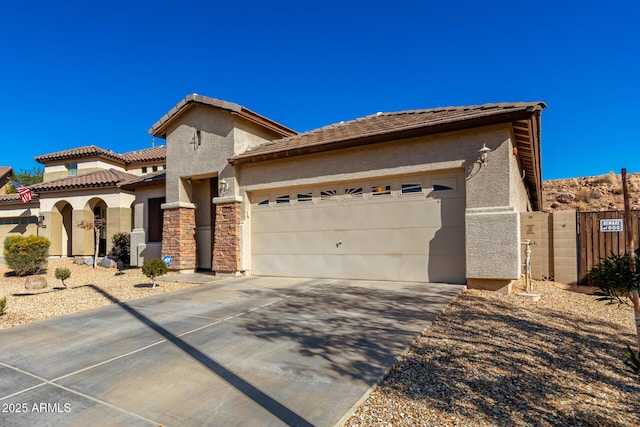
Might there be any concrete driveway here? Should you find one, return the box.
[0,276,465,426]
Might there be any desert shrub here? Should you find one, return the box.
[574,187,593,203]
[3,235,50,276]
[55,267,71,287]
[588,252,638,306]
[109,232,130,264]
[141,258,168,288]
[589,252,640,376]
[0,297,6,316]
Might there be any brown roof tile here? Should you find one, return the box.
[0,193,39,204]
[230,102,546,164]
[31,169,138,192]
[35,145,124,164]
[118,171,166,190]
[149,94,296,138]
[35,145,166,166]
[121,146,166,163]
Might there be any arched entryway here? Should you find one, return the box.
[52,201,73,257]
[86,198,108,257]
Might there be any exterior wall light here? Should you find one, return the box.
[219,179,229,197]
[478,143,492,167]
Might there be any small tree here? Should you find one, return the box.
[141,258,168,288]
[3,235,50,276]
[77,219,102,268]
[0,296,6,316]
[55,267,71,288]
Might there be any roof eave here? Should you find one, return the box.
[230,107,543,166]
[149,94,296,138]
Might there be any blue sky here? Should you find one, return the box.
[1,1,638,180]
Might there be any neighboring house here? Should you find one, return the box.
[0,94,546,292]
[0,167,13,194]
[5,145,166,258]
[0,167,40,249]
[143,94,545,291]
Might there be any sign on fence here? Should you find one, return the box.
[600,219,623,232]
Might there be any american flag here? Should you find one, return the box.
[9,179,33,203]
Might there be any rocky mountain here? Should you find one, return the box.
[542,171,640,212]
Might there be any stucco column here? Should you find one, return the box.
[161,202,196,272]
[212,196,242,275]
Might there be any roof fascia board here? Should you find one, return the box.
[230,108,539,165]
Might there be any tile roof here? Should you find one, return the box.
[149,94,296,138]
[118,171,166,190]
[0,193,38,204]
[34,145,166,165]
[30,169,139,192]
[121,146,166,163]
[230,102,546,164]
[35,145,123,164]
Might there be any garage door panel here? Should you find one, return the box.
[250,172,465,283]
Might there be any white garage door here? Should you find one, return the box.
[250,172,465,283]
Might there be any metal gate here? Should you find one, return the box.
[577,210,640,285]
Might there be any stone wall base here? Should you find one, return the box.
[213,201,241,274]
[161,207,196,271]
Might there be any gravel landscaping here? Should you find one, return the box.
[344,281,640,427]
[0,258,203,329]
[2,260,638,426]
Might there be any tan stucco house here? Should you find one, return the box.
[0,145,166,258]
[140,94,545,291]
[0,94,545,291]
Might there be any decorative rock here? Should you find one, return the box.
[101,257,116,268]
[85,257,94,267]
[25,276,47,290]
[516,292,541,302]
[556,193,574,204]
[74,256,86,265]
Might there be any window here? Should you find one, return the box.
[297,192,312,203]
[152,165,158,172]
[142,167,148,173]
[345,187,363,199]
[148,197,165,243]
[371,185,391,196]
[433,184,453,191]
[257,199,269,206]
[67,163,77,177]
[401,183,422,194]
[275,194,290,204]
[320,190,337,201]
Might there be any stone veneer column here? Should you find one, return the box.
[161,204,196,271]
[213,199,242,274]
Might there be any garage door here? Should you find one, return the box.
[250,172,465,283]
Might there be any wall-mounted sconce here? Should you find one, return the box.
[478,143,492,167]
[187,178,192,185]
[190,130,201,150]
[219,179,229,196]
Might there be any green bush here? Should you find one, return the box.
[141,258,168,288]
[55,267,71,288]
[588,252,639,306]
[588,252,640,376]
[3,235,51,276]
[109,232,130,264]
[0,296,6,316]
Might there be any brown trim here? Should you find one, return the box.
[230,108,541,166]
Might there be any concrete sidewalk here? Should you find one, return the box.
[0,276,465,426]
